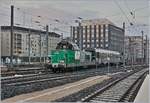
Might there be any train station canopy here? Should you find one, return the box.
[95,48,120,55]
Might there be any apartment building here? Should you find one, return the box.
[125,35,149,64]
[71,18,124,54]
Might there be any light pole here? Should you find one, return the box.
[95,49,98,72]
[107,54,110,75]
[34,22,42,63]
[34,16,46,63]
[70,26,73,41]
[16,7,32,64]
[123,22,126,69]
[75,17,83,50]
[116,56,119,70]
[141,30,144,66]
[145,35,149,66]
[10,5,14,68]
[46,25,49,61]
[39,31,42,63]
[28,28,31,64]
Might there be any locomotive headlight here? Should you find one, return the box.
[59,60,65,66]
[47,60,50,64]
[59,60,64,63]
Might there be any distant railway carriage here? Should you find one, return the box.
[46,40,121,72]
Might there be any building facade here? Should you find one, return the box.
[1,26,61,63]
[71,19,124,54]
[125,36,149,65]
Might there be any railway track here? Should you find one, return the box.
[1,64,143,83]
[1,65,145,100]
[120,70,147,102]
[1,66,121,85]
[2,64,139,85]
[1,66,124,100]
[1,67,47,77]
[81,68,148,102]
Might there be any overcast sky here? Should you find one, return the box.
[0,0,149,37]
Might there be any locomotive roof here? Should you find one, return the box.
[56,40,80,50]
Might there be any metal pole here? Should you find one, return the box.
[10,5,14,68]
[79,22,82,50]
[131,49,133,68]
[145,35,148,66]
[147,35,149,66]
[123,22,125,68]
[129,37,131,66]
[40,32,41,63]
[46,25,49,60]
[28,29,31,64]
[133,46,136,66]
[70,26,73,41]
[23,11,25,26]
[141,31,144,65]
[96,52,97,72]
[107,54,110,74]
[116,55,118,69]
[145,35,149,66]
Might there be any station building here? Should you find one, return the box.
[1,26,62,63]
[71,18,124,54]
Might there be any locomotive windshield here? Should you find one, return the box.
[56,40,79,50]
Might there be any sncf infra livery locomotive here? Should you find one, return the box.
[46,40,121,72]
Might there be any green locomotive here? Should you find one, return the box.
[47,40,95,72]
[46,40,121,72]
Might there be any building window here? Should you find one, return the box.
[96,34,99,38]
[83,29,85,34]
[105,33,108,38]
[105,24,108,29]
[101,29,103,33]
[96,29,99,33]
[87,34,90,38]
[87,29,89,33]
[91,44,94,47]
[83,34,85,38]
[105,39,108,42]
[75,34,77,38]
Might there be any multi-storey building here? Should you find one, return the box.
[125,36,149,65]
[1,26,61,63]
[71,18,124,54]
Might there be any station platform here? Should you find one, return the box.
[134,74,149,103]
